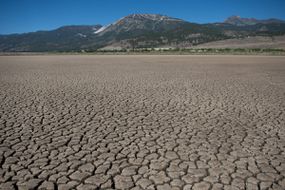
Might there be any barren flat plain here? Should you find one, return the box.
[0,55,285,190]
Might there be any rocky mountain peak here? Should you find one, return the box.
[224,16,257,26]
[122,14,182,21]
[94,14,185,35]
[111,14,183,26]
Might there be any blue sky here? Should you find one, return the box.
[1,0,285,34]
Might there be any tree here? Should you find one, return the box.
[129,39,138,51]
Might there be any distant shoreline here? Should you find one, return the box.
[1,48,285,56]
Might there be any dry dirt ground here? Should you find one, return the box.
[0,55,285,190]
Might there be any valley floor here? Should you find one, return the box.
[0,55,285,190]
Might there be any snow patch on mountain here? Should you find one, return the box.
[76,33,87,38]
[94,25,109,34]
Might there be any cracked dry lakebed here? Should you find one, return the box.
[0,55,285,190]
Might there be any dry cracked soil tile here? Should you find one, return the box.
[0,55,285,189]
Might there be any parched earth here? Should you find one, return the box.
[0,55,285,190]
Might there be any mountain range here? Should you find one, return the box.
[1,14,285,52]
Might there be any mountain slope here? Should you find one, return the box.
[224,16,285,26]
[92,14,226,49]
[1,14,285,52]
[0,25,102,52]
[195,35,285,49]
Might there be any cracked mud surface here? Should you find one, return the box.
[0,55,285,190]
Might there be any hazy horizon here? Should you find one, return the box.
[1,0,285,34]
